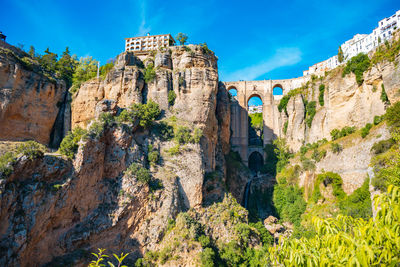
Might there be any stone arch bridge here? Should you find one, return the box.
[223,77,309,168]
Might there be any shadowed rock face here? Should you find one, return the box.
[0,43,67,146]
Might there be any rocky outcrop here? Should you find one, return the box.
[0,42,67,146]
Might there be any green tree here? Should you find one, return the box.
[338,46,344,63]
[40,47,58,73]
[72,56,98,89]
[28,45,36,58]
[175,33,188,45]
[56,47,77,87]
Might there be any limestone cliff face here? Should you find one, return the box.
[0,45,226,266]
[0,42,67,146]
[281,55,400,152]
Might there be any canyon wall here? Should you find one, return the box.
[0,41,67,146]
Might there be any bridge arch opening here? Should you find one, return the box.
[273,84,283,96]
[248,151,263,173]
[228,87,238,101]
[248,95,263,147]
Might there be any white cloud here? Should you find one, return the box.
[136,0,151,36]
[223,48,302,81]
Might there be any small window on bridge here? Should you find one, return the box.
[248,95,263,147]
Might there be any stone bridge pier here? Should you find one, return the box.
[223,77,308,168]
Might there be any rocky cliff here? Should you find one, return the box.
[0,41,68,147]
[0,44,234,266]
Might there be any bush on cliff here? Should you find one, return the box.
[311,172,345,203]
[59,127,88,159]
[273,183,306,227]
[0,152,16,179]
[360,123,373,138]
[339,177,372,219]
[168,90,176,106]
[125,163,151,184]
[144,63,156,83]
[330,126,356,140]
[318,84,325,106]
[16,141,47,160]
[278,95,290,114]
[342,53,371,86]
[305,100,317,127]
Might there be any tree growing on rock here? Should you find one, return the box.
[338,46,344,63]
[175,33,188,45]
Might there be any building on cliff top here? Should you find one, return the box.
[125,33,175,54]
[303,9,400,76]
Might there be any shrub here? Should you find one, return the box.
[380,84,390,104]
[371,148,400,191]
[312,172,345,203]
[301,156,315,171]
[373,115,384,125]
[331,142,342,153]
[200,43,212,55]
[283,121,288,134]
[116,109,135,124]
[125,163,151,184]
[360,123,373,138]
[98,112,115,126]
[16,141,46,160]
[273,184,307,227]
[0,152,16,179]
[249,113,263,131]
[192,128,203,144]
[148,145,159,165]
[200,247,216,267]
[273,138,293,173]
[312,148,327,162]
[339,178,372,219]
[249,221,273,246]
[278,95,290,114]
[167,144,180,155]
[153,121,174,141]
[371,138,396,155]
[168,90,176,106]
[318,84,325,106]
[330,126,356,140]
[305,101,317,127]
[131,100,161,129]
[386,102,400,135]
[88,121,104,139]
[342,53,371,85]
[59,127,88,159]
[144,63,156,83]
[174,126,192,144]
[198,235,211,248]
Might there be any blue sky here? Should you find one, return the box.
[1,0,399,84]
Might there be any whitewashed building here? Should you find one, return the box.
[248,106,263,114]
[125,33,175,53]
[304,9,400,76]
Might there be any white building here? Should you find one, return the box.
[248,106,262,114]
[304,9,400,76]
[125,33,175,53]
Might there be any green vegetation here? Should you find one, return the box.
[175,33,188,45]
[301,156,315,171]
[168,90,176,106]
[273,183,307,227]
[273,138,293,173]
[318,84,325,106]
[283,121,288,134]
[278,95,290,114]
[144,63,156,83]
[248,112,263,131]
[305,100,317,127]
[311,148,326,162]
[147,145,159,165]
[269,185,400,266]
[116,100,161,129]
[299,139,328,156]
[89,248,129,267]
[360,122,373,138]
[0,152,16,179]
[0,141,46,179]
[124,163,151,184]
[330,126,356,140]
[200,43,212,55]
[339,178,372,219]
[338,46,344,63]
[380,83,390,104]
[70,56,98,92]
[385,101,400,137]
[373,115,384,125]
[371,34,400,65]
[342,53,371,85]
[330,142,342,154]
[311,172,345,203]
[371,138,396,155]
